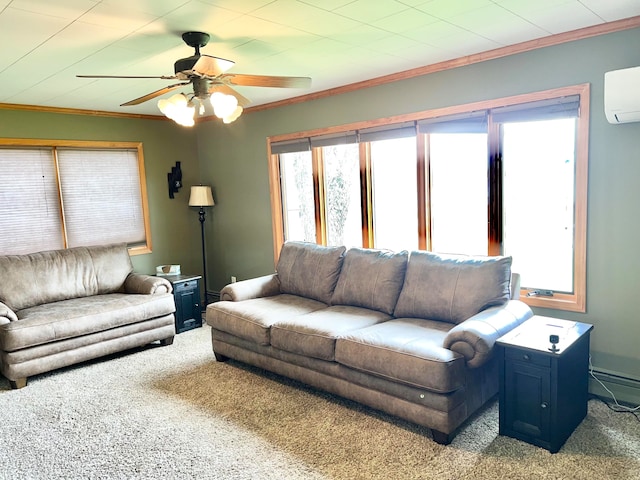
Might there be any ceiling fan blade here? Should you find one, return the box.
[77,74,177,80]
[120,82,190,106]
[209,84,251,107]
[192,55,235,78]
[219,73,311,88]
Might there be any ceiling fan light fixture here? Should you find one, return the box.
[210,92,239,120]
[158,93,195,127]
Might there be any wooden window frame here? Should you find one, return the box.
[0,138,152,256]
[268,84,589,312]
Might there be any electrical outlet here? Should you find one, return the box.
[231,276,237,283]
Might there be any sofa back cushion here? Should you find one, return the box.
[88,243,136,294]
[276,242,346,305]
[331,248,408,315]
[394,251,512,324]
[0,243,133,312]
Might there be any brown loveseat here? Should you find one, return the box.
[206,241,533,444]
[0,243,176,389]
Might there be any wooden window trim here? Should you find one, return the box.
[0,138,152,256]
[267,84,589,312]
[417,134,429,251]
[360,142,374,248]
[313,148,327,245]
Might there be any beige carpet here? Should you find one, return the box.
[1,326,638,480]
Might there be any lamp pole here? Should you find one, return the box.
[198,206,208,308]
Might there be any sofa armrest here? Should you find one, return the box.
[510,272,521,299]
[219,274,280,302]
[0,301,18,322]
[124,274,173,295]
[443,300,533,368]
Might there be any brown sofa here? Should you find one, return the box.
[0,243,176,389]
[206,242,533,444]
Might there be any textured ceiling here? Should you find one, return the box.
[0,0,639,117]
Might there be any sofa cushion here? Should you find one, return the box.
[394,251,512,324]
[276,242,346,305]
[335,318,465,393]
[331,248,408,315]
[206,294,326,346]
[0,293,175,351]
[88,243,134,294]
[0,243,133,312]
[270,306,391,361]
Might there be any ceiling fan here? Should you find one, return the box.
[77,31,312,124]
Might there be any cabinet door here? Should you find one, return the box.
[189,282,201,320]
[174,280,201,332]
[503,361,551,441]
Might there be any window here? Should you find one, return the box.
[269,84,589,312]
[0,140,151,256]
[502,118,577,293]
[428,133,488,256]
[371,136,419,252]
[279,150,315,243]
[322,143,362,247]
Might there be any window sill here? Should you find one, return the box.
[520,291,585,313]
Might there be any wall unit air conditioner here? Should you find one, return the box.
[604,66,640,124]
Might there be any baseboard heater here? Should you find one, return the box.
[591,367,640,389]
[590,367,640,407]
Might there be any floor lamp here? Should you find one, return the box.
[189,185,215,309]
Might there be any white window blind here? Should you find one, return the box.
[57,148,146,248]
[0,148,64,255]
[0,144,149,256]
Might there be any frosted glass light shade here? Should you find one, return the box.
[210,92,239,120]
[158,93,195,127]
[188,185,215,207]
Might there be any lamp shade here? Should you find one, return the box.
[189,186,215,207]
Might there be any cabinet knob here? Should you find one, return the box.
[541,402,549,409]
[523,354,530,361]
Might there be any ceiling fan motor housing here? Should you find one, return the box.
[174,55,199,75]
[174,32,213,75]
[192,78,209,98]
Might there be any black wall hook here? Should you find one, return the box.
[168,161,182,199]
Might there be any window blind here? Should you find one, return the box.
[272,123,418,154]
[310,131,358,148]
[358,122,417,142]
[0,148,64,255]
[271,138,311,155]
[57,148,146,248]
[418,111,488,134]
[491,95,580,123]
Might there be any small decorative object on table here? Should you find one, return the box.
[156,264,181,276]
[496,315,594,453]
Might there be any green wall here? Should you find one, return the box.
[196,27,640,403]
[0,109,203,277]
